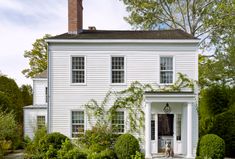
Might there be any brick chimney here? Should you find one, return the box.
[68,0,83,34]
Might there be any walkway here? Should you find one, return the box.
[3,150,24,159]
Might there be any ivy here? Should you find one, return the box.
[84,73,196,134]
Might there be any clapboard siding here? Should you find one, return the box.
[24,108,47,139]
[33,79,47,105]
[49,42,198,138]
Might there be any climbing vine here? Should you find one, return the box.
[84,73,196,134]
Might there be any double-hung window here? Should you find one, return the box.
[72,56,85,83]
[37,116,45,129]
[112,111,125,133]
[160,57,173,84]
[111,56,125,83]
[72,111,84,137]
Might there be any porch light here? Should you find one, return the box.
[163,103,171,113]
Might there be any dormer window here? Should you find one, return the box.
[160,56,173,84]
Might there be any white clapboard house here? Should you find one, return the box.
[24,0,199,158]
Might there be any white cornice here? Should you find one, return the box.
[46,39,200,44]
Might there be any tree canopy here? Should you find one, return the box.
[20,85,33,106]
[22,34,51,78]
[0,75,23,123]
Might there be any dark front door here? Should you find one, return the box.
[158,114,174,153]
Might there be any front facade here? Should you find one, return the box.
[23,0,199,158]
[47,33,199,158]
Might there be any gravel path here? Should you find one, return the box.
[3,150,24,159]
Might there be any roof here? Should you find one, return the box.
[24,105,47,109]
[49,29,197,40]
[34,70,47,78]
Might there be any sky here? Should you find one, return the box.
[0,0,130,86]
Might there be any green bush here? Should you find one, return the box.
[24,127,47,159]
[79,125,119,151]
[57,139,87,159]
[131,151,144,159]
[87,149,116,159]
[114,133,140,159]
[39,132,68,158]
[210,110,235,157]
[199,134,225,159]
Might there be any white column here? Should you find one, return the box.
[186,103,193,158]
[145,102,152,159]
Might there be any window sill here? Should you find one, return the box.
[110,83,127,86]
[70,83,87,86]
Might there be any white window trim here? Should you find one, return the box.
[70,55,87,86]
[37,115,45,129]
[70,110,86,139]
[110,55,127,86]
[112,110,126,134]
[159,56,175,85]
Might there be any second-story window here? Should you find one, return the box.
[111,56,125,83]
[72,56,85,83]
[160,57,173,84]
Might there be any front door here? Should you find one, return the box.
[158,114,174,153]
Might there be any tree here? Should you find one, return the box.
[120,0,214,38]
[0,75,23,123]
[0,92,14,113]
[200,0,235,86]
[20,85,33,106]
[22,34,51,78]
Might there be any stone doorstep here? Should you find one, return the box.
[152,153,185,159]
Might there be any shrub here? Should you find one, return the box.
[210,110,235,157]
[199,134,225,159]
[57,139,87,159]
[114,133,140,159]
[87,149,116,159]
[79,125,119,151]
[24,127,47,159]
[39,132,68,158]
[131,151,144,159]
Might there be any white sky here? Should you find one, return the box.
[0,0,130,86]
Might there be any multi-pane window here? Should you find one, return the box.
[151,114,155,140]
[72,57,85,83]
[160,57,173,84]
[176,114,182,141]
[112,111,125,133]
[37,116,45,129]
[111,57,125,83]
[45,87,48,103]
[72,111,84,137]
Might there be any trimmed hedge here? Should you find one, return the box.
[199,134,225,159]
[114,134,140,159]
[210,110,235,157]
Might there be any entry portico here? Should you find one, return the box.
[144,92,198,159]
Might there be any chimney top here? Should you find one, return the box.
[68,0,83,34]
[88,26,96,31]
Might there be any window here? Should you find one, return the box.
[72,111,84,137]
[151,114,155,140]
[160,57,173,84]
[37,116,45,129]
[176,114,182,141]
[45,87,48,103]
[111,57,125,83]
[72,56,85,83]
[112,111,124,133]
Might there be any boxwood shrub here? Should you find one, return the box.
[199,134,225,159]
[114,133,140,159]
[210,110,235,157]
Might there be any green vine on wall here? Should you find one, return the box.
[84,73,196,134]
